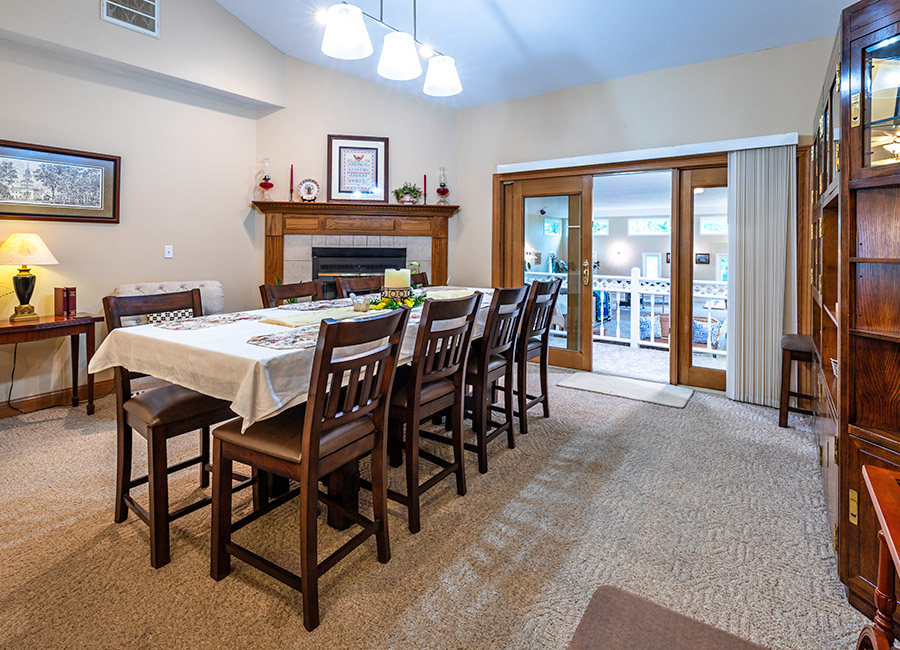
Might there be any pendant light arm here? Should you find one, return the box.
[351,0,444,56]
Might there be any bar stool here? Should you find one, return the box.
[779,334,816,428]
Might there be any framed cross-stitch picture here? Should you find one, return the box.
[327,135,389,204]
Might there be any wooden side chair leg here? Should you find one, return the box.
[147,429,171,569]
[114,421,133,524]
[210,438,233,580]
[299,466,320,632]
[504,369,516,450]
[517,359,529,435]
[779,348,792,428]
[387,418,403,468]
[371,433,391,563]
[451,397,467,496]
[405,417,422,534]
[474,382,489,474]
[252,467,270,512]
[539,346,550,418]
[200,426,210,489]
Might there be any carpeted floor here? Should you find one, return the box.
[0,366,866,649]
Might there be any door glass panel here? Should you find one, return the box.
[692,187,728,370]
[524,195,581,351]
[864,35,900,168]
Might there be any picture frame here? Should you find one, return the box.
[0,140,120,223]
[695,253,710,264]
[327,134,389,204]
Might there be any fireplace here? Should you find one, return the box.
[312,247,406,299]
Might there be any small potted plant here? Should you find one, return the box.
[392,182,423,205]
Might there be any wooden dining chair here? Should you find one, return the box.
[334,275,383,298]
[259,280,323,308]
[411,272,429,287]
[210,308,409,632]
[377,293,482,533]
[103,289,249,569]
[464,286,529,474]
[512,279,562,435]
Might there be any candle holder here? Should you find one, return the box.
[381,286,412,300]
[259,158,274,201]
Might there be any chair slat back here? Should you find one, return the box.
[521,279,562,343]
[334,275,383,299]
[303,309,409,450]
[478,286,529,364]
[411,272,429,288]
[409,294,482,395]
[259,280,324,308]
[102,289,204,398]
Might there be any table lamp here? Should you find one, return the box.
[0,233,59,322]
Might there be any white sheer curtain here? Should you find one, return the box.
[726,145,797,407]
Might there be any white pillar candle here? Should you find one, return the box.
[384,268,411,288]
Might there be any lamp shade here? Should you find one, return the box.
[377,31,422,81]
[0,233,58,266]
[321,3,373,60]
[423,55,462,97]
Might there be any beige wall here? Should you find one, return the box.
[0,38,263,399]
[256,57,457,212]
[0,0,285,107]
[452,37,834,286]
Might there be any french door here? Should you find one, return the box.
[674,167,728,391]
[501,175,593,370]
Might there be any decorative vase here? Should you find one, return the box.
[259,158,274,200]
[436,165,450,205]
[400,194,416,205]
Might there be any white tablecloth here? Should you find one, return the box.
[89,288,491,429]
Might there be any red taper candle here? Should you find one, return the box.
[424,174,427,203]
[290,164,294,190]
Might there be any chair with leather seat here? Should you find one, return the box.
[335,275,383,298]
[379,293,481,533]
[103,289,247,569]
[779,333,816,427]
[512,279,562,435]
[259,280,324,308]
[210,308,409,632]
[464,286,529,474]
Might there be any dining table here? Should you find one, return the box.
[89,286,492,528]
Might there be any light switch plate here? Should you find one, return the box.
[164,245,173,259]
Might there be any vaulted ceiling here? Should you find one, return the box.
[215,0,847,108]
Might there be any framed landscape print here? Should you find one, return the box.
[327,135,388,204]
[0,140,120,223]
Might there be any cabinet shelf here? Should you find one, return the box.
[850,257,900,264]
[825,305,840,327]
[850,328,900,344]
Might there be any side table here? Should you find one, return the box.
[0,313,104,415]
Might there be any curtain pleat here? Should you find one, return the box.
[726,145,797,407]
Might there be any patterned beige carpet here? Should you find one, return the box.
[0,366,866,649]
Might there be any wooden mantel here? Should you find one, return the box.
[252,201,460,286]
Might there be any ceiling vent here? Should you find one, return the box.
[101,0,159,39]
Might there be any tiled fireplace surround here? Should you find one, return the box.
[283,235,433,285]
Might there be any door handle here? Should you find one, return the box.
[582,260,590,286]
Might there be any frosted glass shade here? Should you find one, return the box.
[0,233,58,266]
[321,4,373,60]
[377,32,422,81]
[423,55,462,97]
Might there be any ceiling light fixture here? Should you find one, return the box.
[321,3,372,60]
[319,1,461,96]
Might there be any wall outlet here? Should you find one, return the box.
[164,245,174,259]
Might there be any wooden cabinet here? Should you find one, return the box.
[808,0,900,624]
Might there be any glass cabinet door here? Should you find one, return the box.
[864,34,900,168]
[850,23,900,179]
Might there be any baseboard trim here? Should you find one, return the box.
[0,379,115,419]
